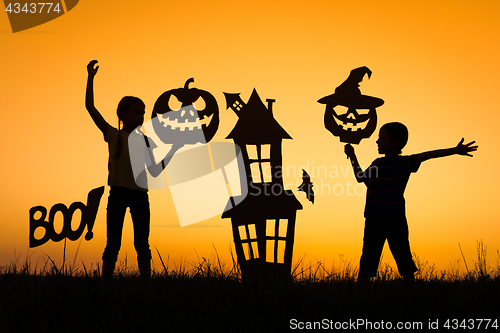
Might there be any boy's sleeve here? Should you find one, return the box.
[407,154,421,173]
[362,159,378,183]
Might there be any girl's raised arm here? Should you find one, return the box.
[85,60,110,135]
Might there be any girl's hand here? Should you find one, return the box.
[87,60,99,77]
[456,138,478,157]
[171,142,184,151]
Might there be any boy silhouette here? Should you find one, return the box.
[344,122,477,292]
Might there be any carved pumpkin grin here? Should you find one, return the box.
[324,106,378,144]
[333,113,371,131]
[157,107,214,132]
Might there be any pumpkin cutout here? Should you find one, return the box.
[318,67,384,144]
[152,78,219,144]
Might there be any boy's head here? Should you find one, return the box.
[378,122,408,155]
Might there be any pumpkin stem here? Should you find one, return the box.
[184,78,195,89]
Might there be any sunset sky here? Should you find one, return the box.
[1,0,499,274]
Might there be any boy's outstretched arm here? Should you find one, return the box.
[85,60,110,136]
[416,138,478,163]
[344,144,367,183]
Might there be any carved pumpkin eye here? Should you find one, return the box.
[168,94,182,111]
[357,109,370,115]
[193,96,206,112]
[333,105,349,115]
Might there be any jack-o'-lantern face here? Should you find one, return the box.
[323,104,378,144]
[318,66,384,144]
[152,78,219,144]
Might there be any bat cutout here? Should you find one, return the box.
[298,169,314,203]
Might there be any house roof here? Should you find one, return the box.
[226,89,292,143]
[221,190,303,219]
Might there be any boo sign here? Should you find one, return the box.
[29,186,104,248]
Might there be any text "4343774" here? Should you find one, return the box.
[5,3,62,14]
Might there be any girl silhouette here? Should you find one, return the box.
[85,60,182,287]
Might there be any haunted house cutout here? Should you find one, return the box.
[222,89,303,282]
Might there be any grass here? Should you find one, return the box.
[0,241,499,332]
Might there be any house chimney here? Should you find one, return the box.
[266,99,275,115]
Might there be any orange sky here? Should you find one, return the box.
[1,0,499,275]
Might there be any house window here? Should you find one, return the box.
[247,145,258,159]
[233,101,244,111]
[250,162,262,183]
[261,144,271,159]
[265,219,288,264]
[246,144,272,184]
[266,240,286,264]
[238,224,258,260]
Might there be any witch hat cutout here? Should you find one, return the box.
[319,66,384,144]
